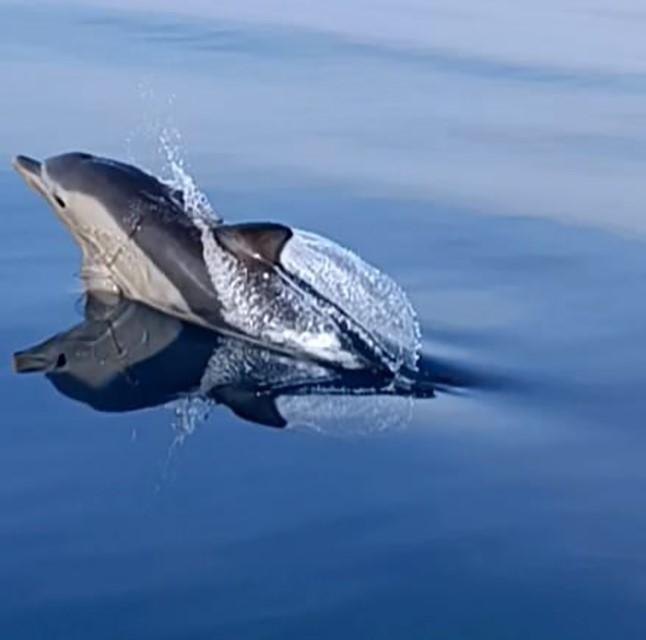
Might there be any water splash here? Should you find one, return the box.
[158,126,222,223]
[165,395,211,456]
[199,235,366,368]
[282,230,421,373]
[154,125,421,373]
[199,337,336,392]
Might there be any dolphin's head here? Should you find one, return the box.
[12,152,184,256]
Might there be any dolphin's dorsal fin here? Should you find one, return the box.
[214,223,293,265]
[213,388,287,428]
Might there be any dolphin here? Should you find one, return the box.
[12,152,420,372]
[13,295,439,429]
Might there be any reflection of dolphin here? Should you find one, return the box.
[13,297,446,429]
[12,152,420,372]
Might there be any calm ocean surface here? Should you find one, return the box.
[2,2,646,638]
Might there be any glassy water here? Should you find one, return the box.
[2,2,646,638]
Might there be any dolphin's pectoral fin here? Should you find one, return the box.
[213,223,293,265]
[81,259,120,295]
[211,388,287,428]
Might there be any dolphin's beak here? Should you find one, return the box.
[13,348,57,373]
[12,155,47,198]
[13,155,41,178]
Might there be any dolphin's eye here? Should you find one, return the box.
[55,353,67,369]
[54,194,66,208]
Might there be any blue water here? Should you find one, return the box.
[3,2,646,638]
